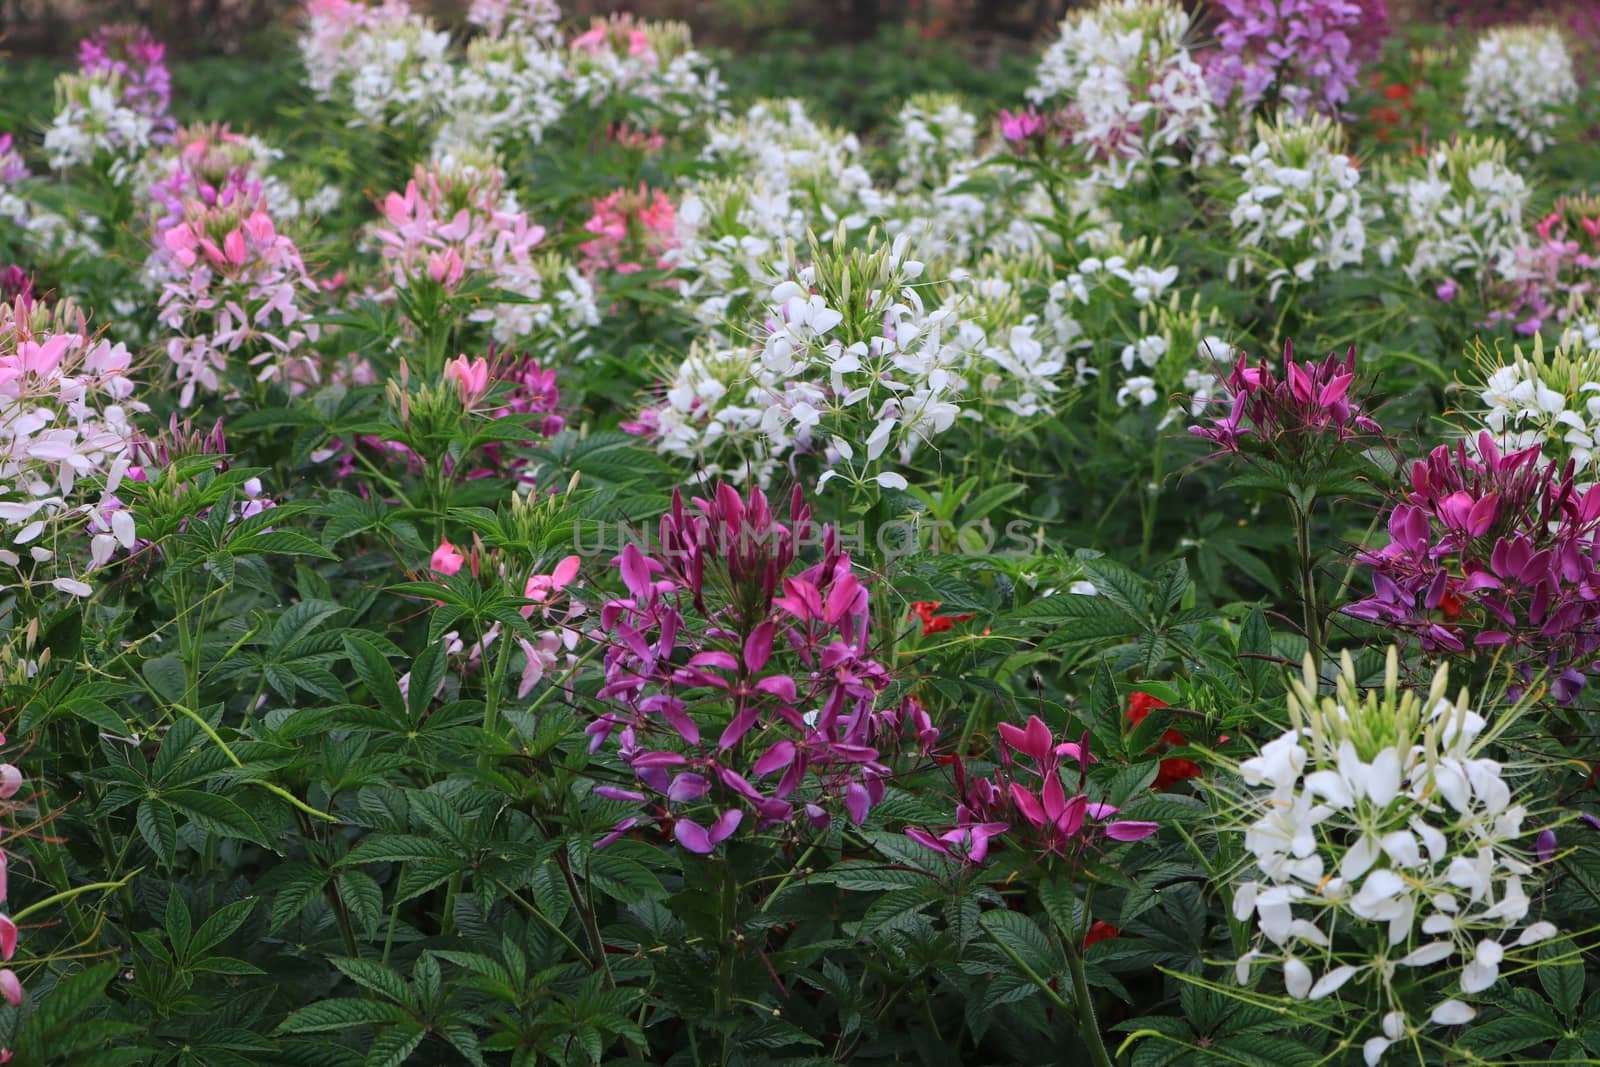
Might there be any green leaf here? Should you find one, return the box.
[332,959,414,1007]
[142,656,188,704]
[276,998,415,1034]
[164,789,269,846]
[365,1023,426,1067]
[190,897,257,956]
[1540,939,1585,1017]
[344,635,406,721]
[137,799,177,866]
[978,909,1059,980]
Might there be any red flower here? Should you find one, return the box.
[908,600,974,638]
[1084,920,1120,948]
[1382,82,1412,102]
[1126,692,1204,792]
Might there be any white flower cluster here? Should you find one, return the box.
[466,0,561,39]
[565,17,724,129]
[891,93,980,191]
[1463,26,1578,153]
[668,99,886,329]
[1474,334,1600,481]
[1233,651,1556,1066]
[0,299,146,598]
[964,262,1086,420]
[1384,137,1527,284]
[432,31,567,159]
[1025,0,1219,189]
[1228,112,1365,297]
[299,0,453,130]
[643,232,997,491]
[43,71,154,180]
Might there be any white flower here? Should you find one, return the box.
[1463,26,1578,152]
[1430,1000,1476,1026]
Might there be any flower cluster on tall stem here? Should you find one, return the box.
[77,23,173,139]
[1191,339,1386,657]
[589,483,899,853]
[1345,430,1600,702]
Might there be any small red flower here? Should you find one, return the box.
[1084,920,1121,948]
[1126,692,1204,792]
[908,600,974,638]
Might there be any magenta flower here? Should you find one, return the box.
[588,483,910,853]
[998,106,1045,147]
[1345,431,1600,702]
[907,716,1158,865]
[578,184,677,276]
[1190,339,1382,465]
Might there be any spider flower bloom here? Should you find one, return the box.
[578,184,677,276]
[77,24,173,136]
[907,716,1158,864]
[1189,339,1381,463]
[1344,430,1600,702]
[1203,0,1389,115]
[1232,651,1556,1064]
[0,297,144,592]
[589,483,897,852]
[156,192,320,406]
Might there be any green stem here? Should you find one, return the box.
[1290,496,1323,661]
[716,863,738,1036]
[1064,939,1115,1067]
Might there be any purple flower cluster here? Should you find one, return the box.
[1345,432,1600,702]
[1204,0,1390,115]
[1190,339,1382,464]
[588,483,909,853]
[907,716,1157,865]
[78,24,173,137]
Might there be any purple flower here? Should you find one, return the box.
[79,24,173,137]
[1436,279,1459,303]
[590,483,914,853]
[1190,339,1382,464]
[1203,0,1389,115]
[1345,431,1600,702]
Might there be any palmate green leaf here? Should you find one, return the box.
[344,834,461,865]
[164,789,270,847]
[190,898,257,957]
[978,909,1060,982]
[276,998,415,1034]
[332,959,414,1008]
[229,530,338,560]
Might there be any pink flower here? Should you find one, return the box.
[1436,279,1459,303]
[998,106,1044,145]
[431,540,465,576]
[521,555,580,619]
[444,354,490,405]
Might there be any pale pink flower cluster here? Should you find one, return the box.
[156,195,321,406]
[579,184,677,275]
[372,162,546,337]
[0,298,144,597]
